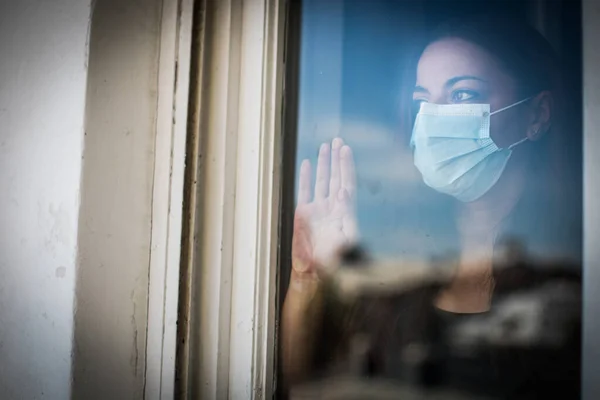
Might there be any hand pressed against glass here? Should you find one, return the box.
[283,138,357,383]
[292,138,358,282]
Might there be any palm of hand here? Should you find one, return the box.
[292,138,357,274]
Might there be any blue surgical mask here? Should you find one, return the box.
[410,98,530,202]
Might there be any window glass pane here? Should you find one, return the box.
[279,0,582,399]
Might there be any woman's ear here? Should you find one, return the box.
[527,91,553,141]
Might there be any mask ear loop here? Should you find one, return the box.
[507,137,529,150]
[490,96,533,115]
[491,97,534,150]
[508,124,543,150]
[489,97,533,116]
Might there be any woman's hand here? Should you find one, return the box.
[291,138,358,285]
[282,137,357,385]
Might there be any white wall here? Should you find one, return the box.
[0,0,92,399]
[0,0,164,398]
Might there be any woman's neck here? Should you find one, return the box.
[436,160,527,313]
[457,158,527,241]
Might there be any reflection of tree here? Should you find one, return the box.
[339,244,370,267]
[495,235,528,266]
[304,244,582,398]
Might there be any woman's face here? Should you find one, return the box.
[412,37,530,148]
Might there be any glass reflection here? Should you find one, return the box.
[281,1,582,399]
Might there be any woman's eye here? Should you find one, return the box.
[451,90,478,103]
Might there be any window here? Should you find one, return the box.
[170,0,600,399]
[278,0,583,399]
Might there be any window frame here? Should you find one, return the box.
[170,0,287,398]
[582,1,600,399]
[145,0,195,398]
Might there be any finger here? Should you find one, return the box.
[329,138,344,198]
[297,159,311,205]
[315,143,330,199]
[337,189,359,241]
[340,145,357,199]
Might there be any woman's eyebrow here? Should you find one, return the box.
[413,85,429,94]
[413,76,487,94]
[445,75,488,87]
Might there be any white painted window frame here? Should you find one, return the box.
[145,0,286,399]
[145,0,195,398]
[190,0,286,398]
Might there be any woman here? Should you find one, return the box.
[282,13,579,395]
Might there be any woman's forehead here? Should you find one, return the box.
[416,37,507,87]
